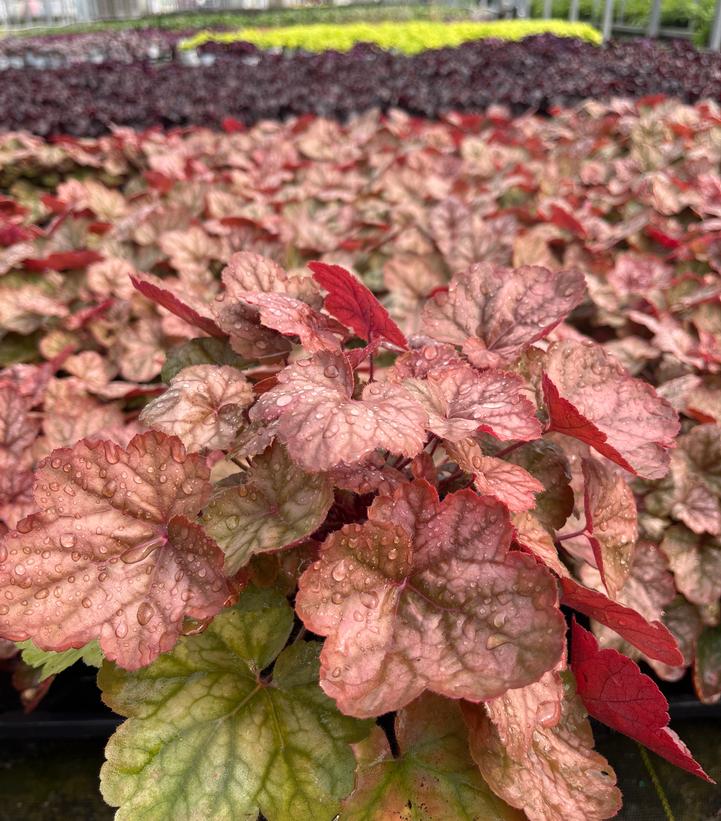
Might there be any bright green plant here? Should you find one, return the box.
[181,19,602,53]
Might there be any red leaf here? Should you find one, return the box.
[130,273,225,339]
[547,203,587,238]
[571,620,713,782]
[309,260,408,349]
[561,578,683,666]
[24,250,103,272]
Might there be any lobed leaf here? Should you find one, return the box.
[17,638,102,680]
[543,340,679,479]
[403,362,542,443]
[342,693,522,820]
[250,351,427,471]
[422,263,585,368]
[203,442,333,575]
[0,431,228,669]
[463,671,622,821]
[447,439,544,512]
[100,587,370,821]
[582,457,638,598]
[296,480,565,717]
[241,292,343,353]
[140,364,253,452]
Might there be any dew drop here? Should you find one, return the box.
[114,622,128,638]
[537,700,561,728]
[486,633,509,650]
[137,602,154,626]
[81,597,92,609]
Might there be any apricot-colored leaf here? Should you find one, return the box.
[422,264,585,368]
[100,587,370,821]
[250,352,427,471]
[543,341,679,479]
[660,525,721,606]
[571,620,712,782]
[512,512,570,578]
[560,578,683,666]
[203,442,333,575]
[309,260,408,349]
[222,251,320,306]
[404,363,541,443]
[241,292,343,353]
[582,457,638,598]
[140,365,253,452]
[343,694,522,821]
[463,671,621,821]
[694,626,721,705]
[130,273,225,339]
[296,480,565,718]
[447,439,544,512]
[0,431,228,670]
[0,384,38,465]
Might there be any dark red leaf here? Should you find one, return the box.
[309,261,408,349]
[560,578,683,666]
[24,250,103,272]
[571,620,713,782]
[130,274,225,339]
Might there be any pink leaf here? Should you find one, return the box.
[241,292,343,353]
[0,432,228,670]
[582,457,638,598]
[422,264,586,368]
[221,252,320,306]
[309,260,408,349]
[543,341,679,479]
[296,480,565,718]
[403,363,542,443]
[140,365,254,452]
[560,578,683,666]
[571,620,713,782]
[250,352,427,471]
[130,273,225,339]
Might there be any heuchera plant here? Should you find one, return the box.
[0,251,713,819]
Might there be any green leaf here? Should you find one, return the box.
[99,587,370,821]
[505,439,574,531]
[0,331,43,366]
[17,639,103,680]
[161,337,249,382]
[341,693,522,821]
[203,442,333,574]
